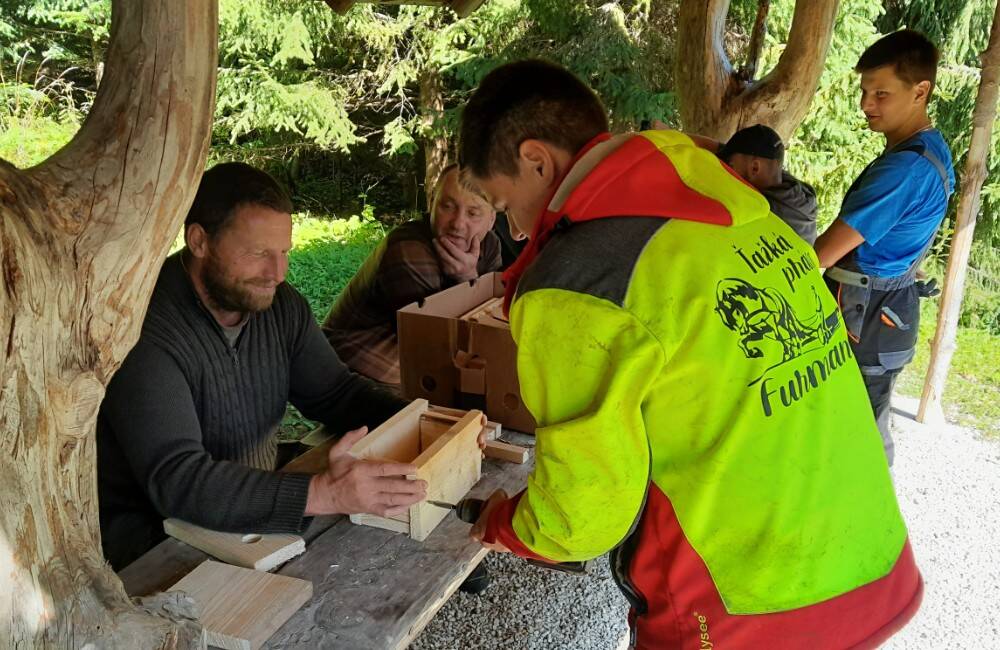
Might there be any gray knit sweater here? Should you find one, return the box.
[98,252,405,569]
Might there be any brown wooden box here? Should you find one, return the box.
[397,273,536,432]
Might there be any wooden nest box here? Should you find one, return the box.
[350,399,483,541]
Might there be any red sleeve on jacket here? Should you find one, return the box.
[483,491,551,563]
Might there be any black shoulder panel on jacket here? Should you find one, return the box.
[517,217,668,307]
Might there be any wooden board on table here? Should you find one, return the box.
[264,434,535,650]
[170,560,312,650]
[119,514,342,598]
[163,519,305,572]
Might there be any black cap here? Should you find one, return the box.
[719,124,784,162]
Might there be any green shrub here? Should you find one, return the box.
[287,211,385,318]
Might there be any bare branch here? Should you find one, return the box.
[739,0,839,140]
[739,0,771,81]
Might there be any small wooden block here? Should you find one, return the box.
[170,560,312,650]
[163,519,305,572]
[424,408,501,441]
[483,440,530,464]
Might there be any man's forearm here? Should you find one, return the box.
[815,219,865,269]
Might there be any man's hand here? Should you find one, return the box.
[305,426,427,517]
[434,235,480,282]
[469,489,511,553]
[476,413,489,450]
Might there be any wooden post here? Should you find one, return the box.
[0,0,216,645]
[917,1,1000,424]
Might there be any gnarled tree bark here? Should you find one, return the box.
[0,0,217,646]
[676,0,839,141]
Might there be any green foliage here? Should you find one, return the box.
[286,212,385,318]
[897,293,1000,436]
[0,114,77,167]
[878,0,997,67]
[760,0,885,230]
[214,1,362,152]
[442,0,677,130]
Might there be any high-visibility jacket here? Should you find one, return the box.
[484,130,921,649]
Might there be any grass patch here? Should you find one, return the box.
[897,300,1000,437]
[0,115,78,168]
[279,211,386,442]
[287,211,386,319]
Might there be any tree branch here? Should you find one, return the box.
[739,0,771,81]
[739,0,839,140]
[25,0,218,374]
[918,0,1000,422]
[675,0,734,137]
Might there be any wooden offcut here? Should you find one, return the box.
[483,440,530,464]
[163,519,305,572]
[169,560,312,650]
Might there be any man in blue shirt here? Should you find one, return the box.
[815,30,954,464]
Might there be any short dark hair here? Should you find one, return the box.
[855,29,940,101]
[185,162,293,237]
[458,59,609,179]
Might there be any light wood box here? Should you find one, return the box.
[349,399,483,541]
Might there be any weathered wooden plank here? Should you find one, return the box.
[170,560,312,650]
[163,519,305,572]
[119,515,342,597]
[264,435,534,649]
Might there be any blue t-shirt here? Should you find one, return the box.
[839,130,954,278]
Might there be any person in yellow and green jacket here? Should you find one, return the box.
[459,59,921,649]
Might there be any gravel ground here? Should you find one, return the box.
[413,394,999,649]
[882,395,1000,649]
[410,553,629,650]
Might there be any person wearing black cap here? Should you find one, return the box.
[719,124,818,244]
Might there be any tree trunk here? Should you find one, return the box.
[917,0,1000,424]
[419,66,449,210]
[676,0,839,141]
[0,0,217,646]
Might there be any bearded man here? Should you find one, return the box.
[97,163,428,570]
[322,163,500,387]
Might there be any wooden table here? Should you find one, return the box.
[119,432,534,649]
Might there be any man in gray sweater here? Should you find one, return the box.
[719,124,819,244]
[97,163,427,570]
